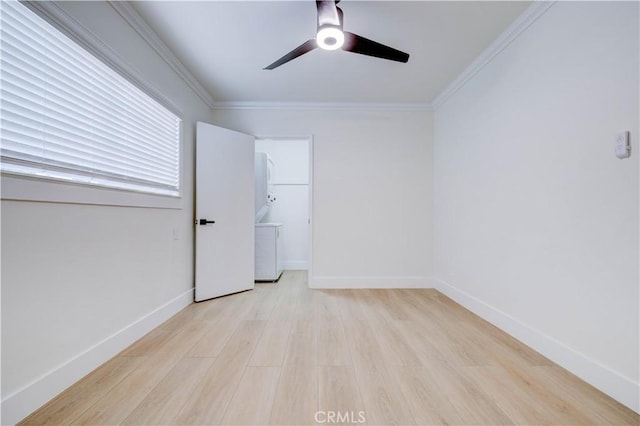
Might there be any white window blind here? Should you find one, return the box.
[0,1,182,197]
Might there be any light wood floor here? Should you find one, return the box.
[22,271,639,425]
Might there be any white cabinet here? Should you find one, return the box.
[255,223,283,281]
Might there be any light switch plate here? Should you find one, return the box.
[615,131,630,159]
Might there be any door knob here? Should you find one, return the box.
[199,219,215,225]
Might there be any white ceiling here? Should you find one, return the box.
[131,1,531,104]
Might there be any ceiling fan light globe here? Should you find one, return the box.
[316,27,344,51]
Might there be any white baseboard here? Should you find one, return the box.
[433,278,639,414]
[281,261,308,270]
[1,289,194,425]
[309,275,436,289]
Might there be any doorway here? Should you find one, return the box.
[255,136,313,281]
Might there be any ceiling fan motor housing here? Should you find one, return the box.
[316,3,344,50]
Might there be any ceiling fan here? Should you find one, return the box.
[264,0,410,70]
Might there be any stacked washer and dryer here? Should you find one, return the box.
[254,152,283,282]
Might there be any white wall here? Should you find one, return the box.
[0,2,211,424]
[8,0,636,422]
[433,1,639,411]
[256,138,310,270]
[213,108,434,288]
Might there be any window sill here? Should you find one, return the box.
[1,174,183,209]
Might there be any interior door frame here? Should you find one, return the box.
[254,134,314,287]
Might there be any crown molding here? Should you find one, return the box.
[33,1,554,113]
[212,101,433,111]
[108,1,217,109]
[432,1,556,110]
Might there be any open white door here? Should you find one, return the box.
[195,121,255,302]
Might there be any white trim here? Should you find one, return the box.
[29,0,556,114]
[433,278,640,414]
[255,135,315,142]
[431,1,556,110]
[271,182,308,186]
[307,136,315,289]
[212,102,433,111]
[108,1,217,109]
[1,289,194,425]
[309,276,436,289]
[281,261,309,270]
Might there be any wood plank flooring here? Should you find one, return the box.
[21,271,639,425]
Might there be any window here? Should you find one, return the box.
[0,1,182,197]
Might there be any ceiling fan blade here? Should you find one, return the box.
[342,31,409,63]
[263,39,317,70]
[316,0,341,27]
